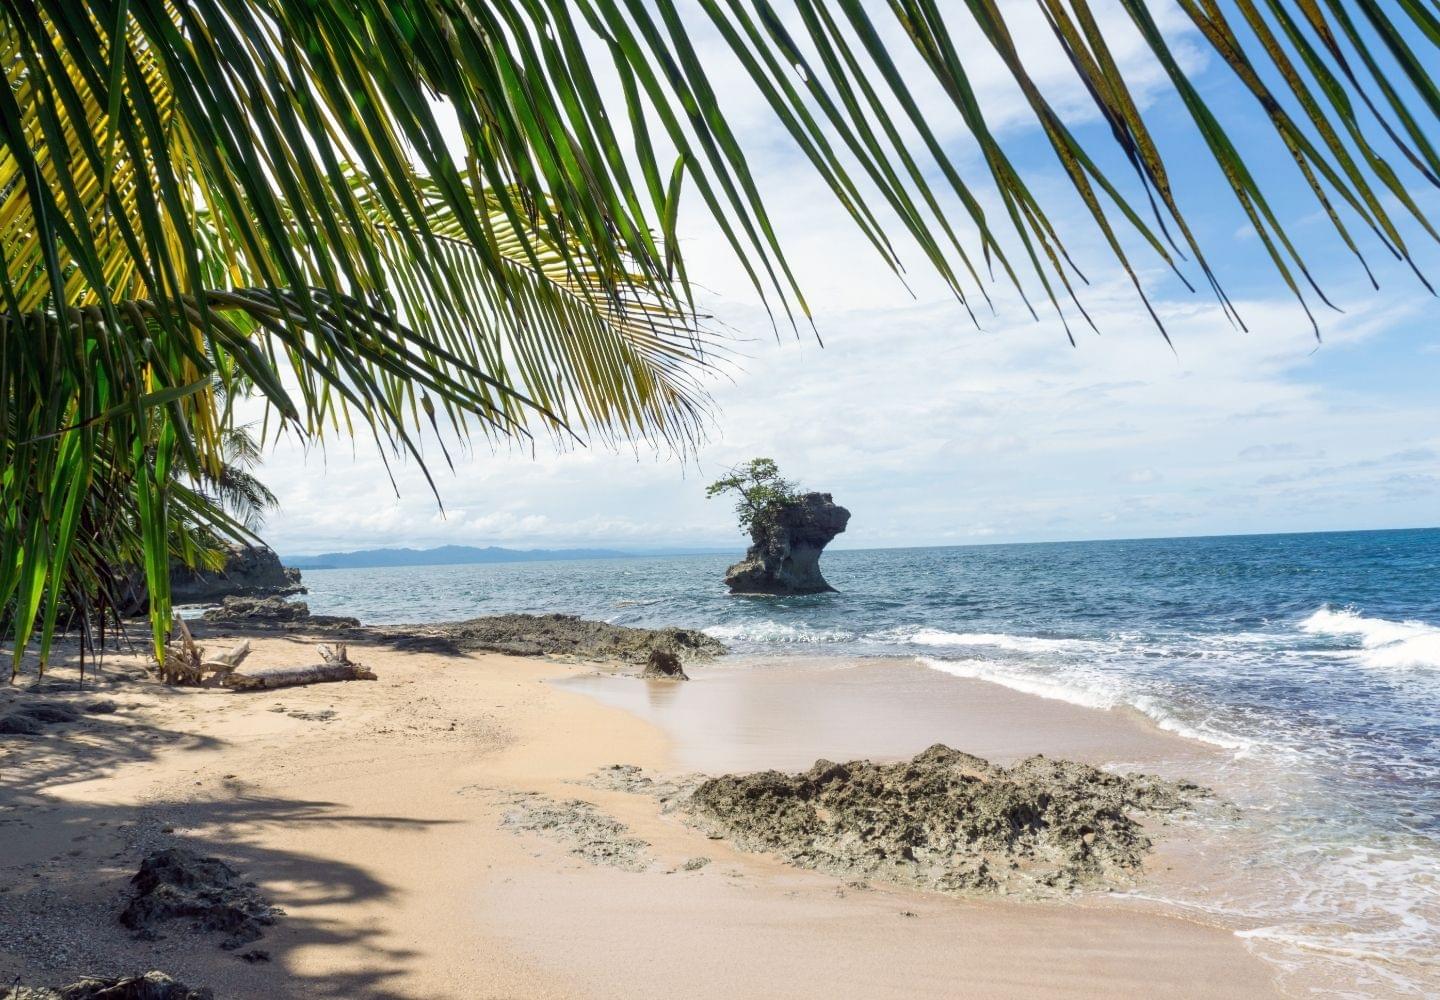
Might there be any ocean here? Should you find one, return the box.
[297,527,1440,997]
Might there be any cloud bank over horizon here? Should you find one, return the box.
[252,4,1440,556]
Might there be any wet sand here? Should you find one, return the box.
[1,633,1282,999]
[562,654,1221,774]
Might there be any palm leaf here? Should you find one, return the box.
[4,0,1438,670]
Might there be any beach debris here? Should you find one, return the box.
[225,643,376,692]
[501,792,651,871]
[285,708,338,723]
[3,971,213,999]
[639,648,689,680]
[201,639,250,676]
[157,615,205,685]
[157,618,256,685]
[119,847,279,950]
[383,612,723,663]
[685,744,1211,896]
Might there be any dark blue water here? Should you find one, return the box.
[295,527,1440,995]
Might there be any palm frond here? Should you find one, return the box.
[4,0,1438,672]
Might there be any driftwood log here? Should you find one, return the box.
[224,643,375,692]
[202,639,251,674]
[160,617,254,686]
[159,615,204,685]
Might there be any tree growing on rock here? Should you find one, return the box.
[708,459,849,595]
[706,459,801,534]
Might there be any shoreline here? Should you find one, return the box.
[2,627,1284,998]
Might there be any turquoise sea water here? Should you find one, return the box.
[298,527,1440,996]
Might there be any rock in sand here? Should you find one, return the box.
[686,743,1210,895]
[4,971,212,999]
[639,648,689,680]
[119,847,279,950]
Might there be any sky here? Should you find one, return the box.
[256,1,1440,556]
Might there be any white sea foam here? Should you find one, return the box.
[1300,607,1440,671]
[914,656,1256,752]
[1129,693,1257,752]
[915,656,1121,710]
[901,628,1091,654]
[702,620,855,644]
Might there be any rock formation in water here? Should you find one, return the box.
[723,492,850,595]
[170,543,305,603]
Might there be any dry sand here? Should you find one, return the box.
[0,629,1283,999]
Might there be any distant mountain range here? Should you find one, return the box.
[283,544,729,570]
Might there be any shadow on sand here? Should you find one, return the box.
[1,661,452,1000]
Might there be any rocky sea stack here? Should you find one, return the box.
[724,492,850,595]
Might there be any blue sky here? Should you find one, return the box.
[257,1,1440,555]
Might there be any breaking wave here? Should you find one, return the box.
[1301,607,1440,671]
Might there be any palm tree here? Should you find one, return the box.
[3,1,1437,673]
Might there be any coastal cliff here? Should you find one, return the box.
[724,492,850,594]
[170,543,305,603]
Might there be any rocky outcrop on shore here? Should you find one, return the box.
[120,848,279,951]
[639,648,689,680]
[724,492,850,595]
[4,971,213,999]
[385,613,724,663]
[501,792,652,871]
[199,596,359,630]
[170,544,304,604]
[683,745,1209,896]
[0,699,81,736]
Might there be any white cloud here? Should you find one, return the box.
[249,4,1440,555]
[1237,443,1327,462]
[255,275,1439,553]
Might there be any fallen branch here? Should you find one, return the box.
[202,639,251,673]
[159,614,205,685]
[224,643,375,692]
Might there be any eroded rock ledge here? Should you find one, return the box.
[383,613,725,663]
[625,745,1211,896]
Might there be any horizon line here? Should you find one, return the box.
[278,523,1438,561]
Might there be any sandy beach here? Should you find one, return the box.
[1,626,1284,999]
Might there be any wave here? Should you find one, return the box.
[914,655,1118,709]
[704,622,1093,653]
[702,621,856,645]
[1300,607,1440,671]
[900,628,1092,654]
[914,656,1255,751]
